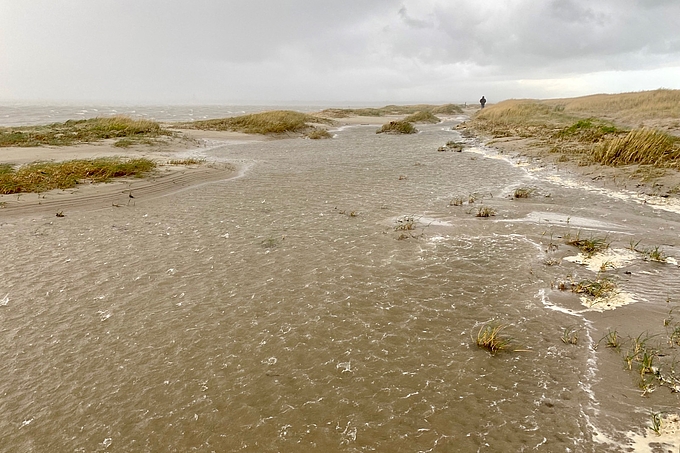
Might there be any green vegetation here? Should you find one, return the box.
[403,111,440,124]
[376,121,418,135]
[566,233,610,257]
[573,277,616,299]
[561,326,579,345]
[0,158,156,194]
[476,323,511,354]
[600,329,621,349]
[176,110,334,135]
[0,116,172,147]
[629,241,669,262]
[554,118,622,142]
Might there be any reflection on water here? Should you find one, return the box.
[2,113,680,451]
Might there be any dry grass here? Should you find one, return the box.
[377,121,418,135]
[176,110,334,135]
[591,128,680,167]
[0,116,172,147]
[320,103,462,118]
[543,89,680,125]
[0,158,156,194]
[476,323,511,354]
[468,89,680,169]
[403,111,440,124]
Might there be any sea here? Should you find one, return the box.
[1,104,680,452]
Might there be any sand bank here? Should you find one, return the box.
[0,130,261,220]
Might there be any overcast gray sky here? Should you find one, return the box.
[1,0,679,105]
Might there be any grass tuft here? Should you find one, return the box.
[566,233,609,257]
[376,121,418,135]
[513,187,535,198]
[476,323,511,354]
[475,206,496,217]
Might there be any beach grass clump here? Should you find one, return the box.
[403,111,440,124]
[176,110,334,135]
[306,129,332,139]
[566,233,610,257]
[600,329,622,349]
[476,323,511,354]
[395,215,417,231]
[475,206,496,217]
[0,116,172,147]
[376,121,418,135]
[513,187,535,198]
[0,158,156,194]
[573,277,616,299]
[591,128,680,167]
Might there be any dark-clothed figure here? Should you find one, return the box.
[480,96,486,109]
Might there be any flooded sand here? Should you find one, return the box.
[2,117,680,452]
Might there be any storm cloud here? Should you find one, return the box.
[1,0,678,104]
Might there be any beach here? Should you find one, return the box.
[2,106,680,452]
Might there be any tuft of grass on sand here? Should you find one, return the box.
[573,277,616,299]
[566,233,609,257]
[306,129,333,139]
[176,110,334,135]
[377,121,418,135]
[0,158,156,194]
[513,187,535,198]
[475,206,496,217]
[0,116,172,148]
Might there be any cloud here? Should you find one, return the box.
[0,0,679,103]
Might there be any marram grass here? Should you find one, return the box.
[403,111,440,124]
[0,116,172,147]
[176,110,334,135]
[0,158,156,194]
[376,121,417,135]
[476,323,511,354]
[592,128,680,167]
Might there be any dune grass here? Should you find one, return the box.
[377,121,418,135]
[0,116,172,147]
[0,158,156,194]
[591,128,680,167]
[469,89,680,169]
[320,103,462,118]
[403,111,441,124]
[175,110,334,135]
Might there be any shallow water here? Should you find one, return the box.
[2,115,680,452]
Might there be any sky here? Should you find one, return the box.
[1,0,679,105]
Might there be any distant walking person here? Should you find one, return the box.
[480,96,486,109]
